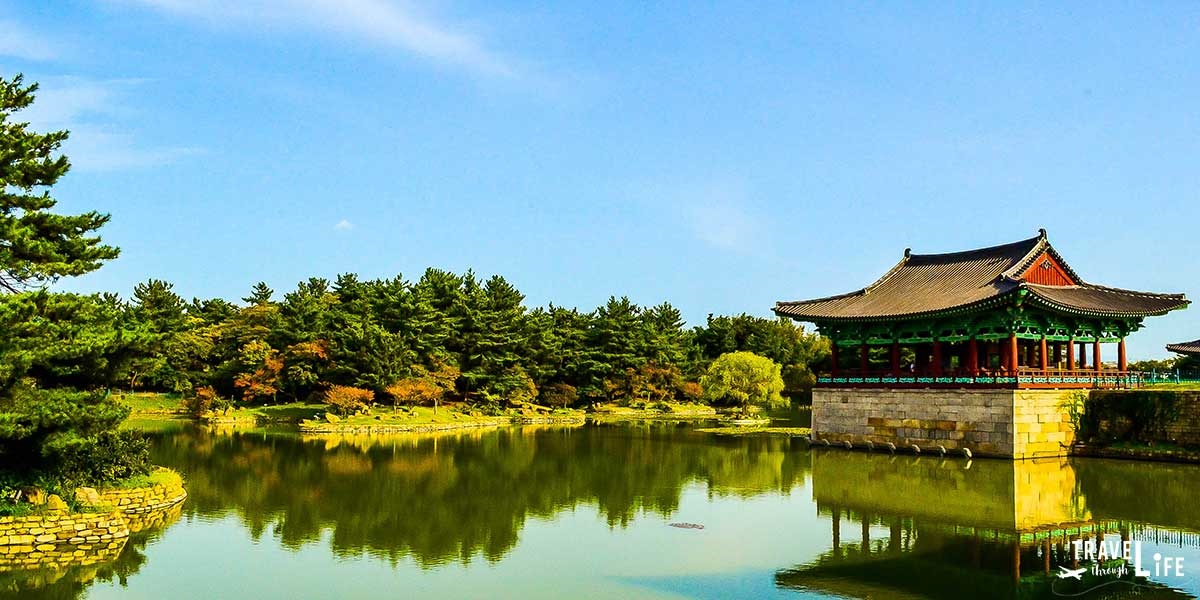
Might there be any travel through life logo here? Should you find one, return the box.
[1052,539,1186,596]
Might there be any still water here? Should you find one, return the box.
[4,421,1200,599]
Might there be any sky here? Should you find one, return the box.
[2,1,1199,359]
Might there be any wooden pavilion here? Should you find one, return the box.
[775,230,1188,389]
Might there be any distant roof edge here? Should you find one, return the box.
[1167,340,1200,357]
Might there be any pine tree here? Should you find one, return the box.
[242,282,274,306]
[0,74,145,487]
[0,75,119,292]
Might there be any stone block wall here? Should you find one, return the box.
[97,475,187,517]
[813,388,1075,459]
[0,470,187,573]
[1012,390,1076,457]
[1164,392,1200,446]
[0,513,128,571]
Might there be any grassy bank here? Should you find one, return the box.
[115,392,186,414]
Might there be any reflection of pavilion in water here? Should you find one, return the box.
[777,451,1194,599]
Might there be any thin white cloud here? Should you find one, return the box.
[0,19,58,61]
[690,203,758,250]
[683,184,765,251]
[334,219,354,231]
[18,77,200,172]
[127,0,517,78]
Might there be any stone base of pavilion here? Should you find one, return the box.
[812,388,1076,459]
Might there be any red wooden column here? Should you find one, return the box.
[1078,343,1087,370]
[967,338,979,376]
[860,343,870,375]
[1118,338,1128,372]
[1008,334,1019,374]
[1039,337,1049,372]
[890,341,901,377]
[1067,337,1076,371]
[830,344,839,378]
[931,340,944,376]
[1094,339,1102,374]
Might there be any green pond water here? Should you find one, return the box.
[4,421,1200,599]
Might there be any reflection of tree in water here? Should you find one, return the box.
[0,526,169,600]
[1073,458,1200,532]
[150,423,811,567]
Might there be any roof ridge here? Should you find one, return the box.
[906,232,1043,262]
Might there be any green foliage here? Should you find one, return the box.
[49,430,151,490]
[0,385,148,487]
[693,314,828,397]
[540,382,578,409]
[483,366,537,412]
[0,74,120,292]
[0,74,142,491]
[1081,390,1183,445]
[1060,390,1089,437]
[700,351,786,411]
[184,386,230,417]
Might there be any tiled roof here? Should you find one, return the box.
[775,230,1188,322]
[1167,340,1200,356]
[1023,284,1187,318]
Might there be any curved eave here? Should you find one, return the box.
[1166,340,1200,356]
[1022,287,1190,319]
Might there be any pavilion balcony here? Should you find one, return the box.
[816,367,1144,390]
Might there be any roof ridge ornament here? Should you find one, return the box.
[1038,228,1047,239]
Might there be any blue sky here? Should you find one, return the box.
[2,2,1198,359]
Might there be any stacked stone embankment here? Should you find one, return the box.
[0,469,187,572]
[813,388,1075,459]
[97,475,188,516]
[0,513,127,571]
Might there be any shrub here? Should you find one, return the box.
[541,383,578,409]
[0,385,149,489]
[49,430,151,489]
[184,386,230,417]
[323,385,374,416]
[700,351,786,413]
[678,381,703,404]
[386,379,442,407]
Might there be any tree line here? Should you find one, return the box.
[54,274,828,413]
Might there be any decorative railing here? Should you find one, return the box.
[816,369,1143,389]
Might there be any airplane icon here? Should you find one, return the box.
[1058,566,1086,580]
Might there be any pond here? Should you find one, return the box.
[4,422,1200,599]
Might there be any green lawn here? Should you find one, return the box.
[225,402,328,422]
[309,405,509,428]
[114,392,185,413]
[1141,382,1200,391]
